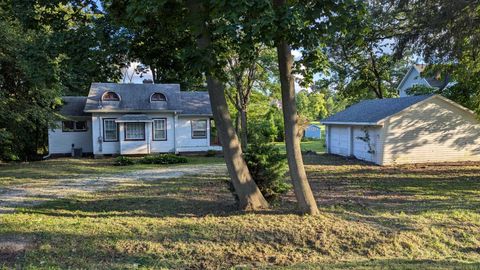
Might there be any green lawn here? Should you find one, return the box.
[1,156,480,269]
[274,123,326,154]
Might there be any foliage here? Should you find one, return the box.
[0,0,128,161]
[296,91,328,120]
[248,105,284,143]
[244,141,290,201]
[406,85,438,96]
[395,1,480,114]
[139,154,187,165]
[319,1,410,101]
[113,156,135,166]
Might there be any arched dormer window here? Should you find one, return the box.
[102,91,120,101]
[150,92,167,102]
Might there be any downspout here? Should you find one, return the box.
[147,121,151,154]
[173,112,178,154]
[98,116,103,153]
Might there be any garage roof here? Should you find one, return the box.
[321,95,434,125]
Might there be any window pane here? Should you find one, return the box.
[62,121,74,132]
[192,120,207,138]
[104,120,118,141]
[192,120,207,130]
[75,121,87,131]
[153,119,166,140]
[193,130,206,137]
[151,93,166,101]
[125,123,145,140]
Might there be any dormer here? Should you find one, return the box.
[150,92,167,102]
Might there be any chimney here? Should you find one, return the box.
[143,79,154,84]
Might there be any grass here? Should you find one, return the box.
[275,123,326,154]
[1,155,480,269]
[274,139,325,154]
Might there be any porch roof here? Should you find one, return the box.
[115,114,153,123]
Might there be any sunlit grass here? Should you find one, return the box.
[1,155,480,269]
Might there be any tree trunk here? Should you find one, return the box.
[206,77,269,210]
[273,0,319,215]
[187,0,269,210]
[239,108,248,151]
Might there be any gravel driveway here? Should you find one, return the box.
[0,164,227,213]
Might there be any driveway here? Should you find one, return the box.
[0,164,227,213]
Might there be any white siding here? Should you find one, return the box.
[398,68,430,97]
[119,122,150,155]
[92,113,121,155]
[48,121,93,154]
[381,97,480,165]
[176,116,214,152]
[352,126,381,163]
[91,113,219,155]
[329,126,350,156]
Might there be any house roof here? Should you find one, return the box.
[59,96,90,117]
[321,95,434,125]
[398,64,449,90]
[83,83,212,115]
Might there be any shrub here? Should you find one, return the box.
[244,141,290,201]
[139,154,187,164]
[114,156,134,166]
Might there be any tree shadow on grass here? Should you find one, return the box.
[285,259,480,270]
[22,174,243,218]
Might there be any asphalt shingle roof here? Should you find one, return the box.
[59,96,89,117]
[83,83,212,115]
[321,95,434,124]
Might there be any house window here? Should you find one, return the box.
[102,91,120,101]
[151,93,167,102]
[191,120,207,139]
[153,119,167,141]
[103,119,118,141]
[125,122,145,141]
[62,121,87,132]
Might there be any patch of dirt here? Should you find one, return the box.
[0,164,227,213]
[0,235,33,264]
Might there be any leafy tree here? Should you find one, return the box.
[268,0,367,214]
[107,0,270,210]
[0,0,128,160]
[225,47,278,151]
[296,91,328,120]
[323,1,411,101]
[395,1,480,114]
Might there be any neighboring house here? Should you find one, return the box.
[304,124,322,139]
[48,83,222,157]
[397,64,450,97]
[321,95,480,165]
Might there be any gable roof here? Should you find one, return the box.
[321,95,434,125]
[83,83,212,115]
[58,96,89,117]
[397,64,449,91]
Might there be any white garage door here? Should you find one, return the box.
[352,127,378,163]
[329,126,350,156]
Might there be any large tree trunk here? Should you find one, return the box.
[187,0,269,210]
[239,108,248,151]
[273,0,319,215]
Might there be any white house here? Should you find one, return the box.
[397,64,450,97]
[321,95,480,165]
[304,124,322,139]
[48,83,222,157]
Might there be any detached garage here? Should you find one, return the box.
[321,95,480,165]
